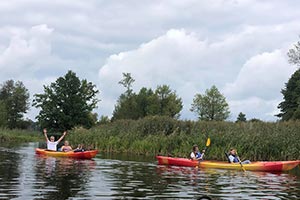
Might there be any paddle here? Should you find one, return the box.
[236,151,246,172]
[204,137,211,151]
[196,137,211,168]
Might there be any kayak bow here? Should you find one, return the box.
[35,148,98,159]
[156,156,299,172]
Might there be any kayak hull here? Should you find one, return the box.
[35,148,98,159]
[156,156,300,172]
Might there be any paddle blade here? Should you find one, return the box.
[206,138,211,147]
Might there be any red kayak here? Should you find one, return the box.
[156,156,300,172]
[35,148,98,159]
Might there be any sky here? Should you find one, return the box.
[1,0,300,122]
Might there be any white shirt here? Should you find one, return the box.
[47,141,59,151]
[190,152,196,159]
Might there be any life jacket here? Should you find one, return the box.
[230,154,239,163]
[195,152,201,159]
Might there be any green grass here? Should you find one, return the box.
[0,129,42,143]
[67,116,300,161]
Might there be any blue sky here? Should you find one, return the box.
[1,0,300,121]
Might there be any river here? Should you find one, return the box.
[0,143,299,199]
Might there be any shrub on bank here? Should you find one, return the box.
[68,116,300,161]
[0,129,41,143]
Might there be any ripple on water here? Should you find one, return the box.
[0,143,300,199]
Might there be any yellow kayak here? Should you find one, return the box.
[35,148,98,159]
[156,156,300,172]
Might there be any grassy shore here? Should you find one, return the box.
[0,129,42,143]
[67,116,300,161]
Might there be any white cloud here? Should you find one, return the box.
[99,26,300,121]
[0,1,300,121]
[0,24,53,77]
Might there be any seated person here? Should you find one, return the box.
[74,144,85,152]
[228,148,251,164]
[61,140,72,152]
[190,145,205,161]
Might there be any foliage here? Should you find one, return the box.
[277,69,300,120]
[236,112,247,122]
[112,73,182,120]
[191,85,230,121]
[287,40,300,65]
[0,129,42,143]
[0,100,7,127]
[98,115,110,125]
[118,72,135,96]
[33,70,99,131]
[155,85,183,118]
[0,80,30,129]
[67,116,300,161]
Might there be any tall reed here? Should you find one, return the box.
[67,116,300,161]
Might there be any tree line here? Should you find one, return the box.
[1,39,300,131]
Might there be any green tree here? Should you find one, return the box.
[155,85,183,118]
[112,74,183,120]
[33,70,99,131]
[0,100,7,127]
[112,73,137,120]
[0,80,30,129]
[287,40,300,66]
[236,112,247,122]
[98,115,110,125]
[277,69,300,120]
[191,85,230,121]
[118,72,135,96]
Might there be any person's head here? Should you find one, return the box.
[193,145,199,152]
[50,136,55,142]
[64,140,69,146]
[230,148,236,155]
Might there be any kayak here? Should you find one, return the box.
[35,148,98,159]
[156,156,300,172]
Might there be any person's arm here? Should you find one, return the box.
[43,128,49,142]
[190,152,197,160]
[199,150,205,160]
[57,131,67,143]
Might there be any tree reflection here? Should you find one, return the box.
[0,149,20,199]
[34,155,96,199]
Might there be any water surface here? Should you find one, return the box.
[0,143,299,199]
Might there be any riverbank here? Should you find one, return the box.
[67,116,300,161]
[0,129,41,143]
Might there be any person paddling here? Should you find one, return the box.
[43,128,67,151]
[190,145,205,161]
[228,148,251,164]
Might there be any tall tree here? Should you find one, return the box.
[191,85,230,121]
[155,85,183,118]
[277,69,300,120]
[118,72,135,96]
[276,39,300,120]
[236,112,247,122]
[287,40,300,66]
[112,73,183,120]
[0,100,8,127]
[0,80,30,129]
[33,70,99,131]
[112,73,137,120]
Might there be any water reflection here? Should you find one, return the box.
[156,165,300,199]
[0,147,21,199]
[0,143,299,199]
[33,155,96,200]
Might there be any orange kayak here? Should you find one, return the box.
[156,156,300,172]
[35,148,98,159]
